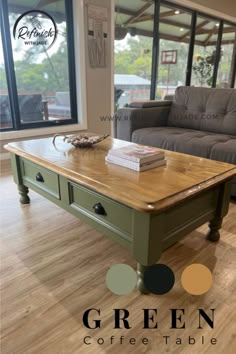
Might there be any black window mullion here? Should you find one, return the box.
[65,0,78,123]
[212,20,223,88]
[185,12,196,86]
[150,0,161,100]
[0,0,21,130]
[230,51,236,88]
[230,31,236,88]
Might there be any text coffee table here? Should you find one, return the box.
[5,137,236,293]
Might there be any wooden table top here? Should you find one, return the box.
[5,137,236,212]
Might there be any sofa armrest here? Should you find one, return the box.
[114,101,171,142]
[128,100,172,109]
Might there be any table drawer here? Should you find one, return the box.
[21,159,60,199]
[68,181,133,237]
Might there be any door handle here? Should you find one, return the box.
[93,202,106,216]
[36,172,44,183]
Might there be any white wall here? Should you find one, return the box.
[83,0,114,135]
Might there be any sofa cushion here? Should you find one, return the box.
[210,140,236,164]
[132,126,236,163]
[167,86,236,135]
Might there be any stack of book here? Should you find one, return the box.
[105,145,166,171]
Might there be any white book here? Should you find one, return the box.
[105,155,167,172]
[107,152,164,166]
[108,144,165,163]
[106,154,165,168]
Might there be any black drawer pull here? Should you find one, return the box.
[36,172,44,183]
[93,202,106,216]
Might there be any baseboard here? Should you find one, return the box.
[0,152,10,160]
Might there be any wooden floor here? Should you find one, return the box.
[1,160,236,354]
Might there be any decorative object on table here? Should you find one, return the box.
[106,144,166,171]
[53,133,109,148]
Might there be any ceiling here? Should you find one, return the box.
[8,0,236,45]
[115,0,236,46]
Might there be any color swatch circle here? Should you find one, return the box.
[106,264,137,295]
[143,264,175,295]
[181,264,213,295]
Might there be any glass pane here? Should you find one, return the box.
[191,16,219,87]
[157,5,192,99]
[0,29,13,129]
[217,24,236,88]
[8,0,72,124]
[114,1,154,108]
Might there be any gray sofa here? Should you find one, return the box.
[115,86,236,196]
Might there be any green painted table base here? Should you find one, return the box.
[10,154,233,294]
[18,185,30,204]
[206,217,222,242]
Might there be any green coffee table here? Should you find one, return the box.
[5,137,236,293]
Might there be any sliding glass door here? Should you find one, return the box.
[157,3,192,99]
[114,0,236,104]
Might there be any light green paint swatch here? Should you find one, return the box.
[106,264,137,295]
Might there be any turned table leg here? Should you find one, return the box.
[206,216,222,241]
[206,180,232,242]
[18,185,30,204]
[137,263,149,294]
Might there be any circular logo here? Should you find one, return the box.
[13,10,57,53]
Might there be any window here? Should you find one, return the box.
[114,0,236,104]
[114,1,154,108]
[0,28,12,129]
[217,24,236,88]
[157,4,192,99]
[0,0,77,131]
[191,15,219,87]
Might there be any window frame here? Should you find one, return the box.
[0,0,78,132]
[149,0,236,99]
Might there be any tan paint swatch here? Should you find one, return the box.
[181,264,213,295]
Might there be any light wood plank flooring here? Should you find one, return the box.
[1,160,236,354]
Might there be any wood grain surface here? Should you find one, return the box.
[1,160,236,354]
[5,137,236,212]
